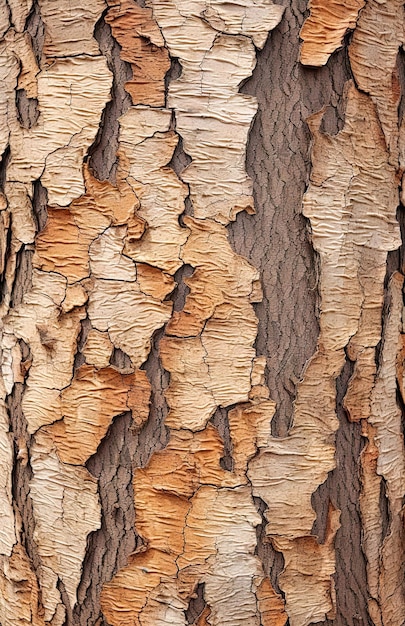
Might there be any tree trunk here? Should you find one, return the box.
[0,0,404,625]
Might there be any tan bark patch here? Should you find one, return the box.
[30,429,101,623]
[349,0,404,161]
[361,272,405,625]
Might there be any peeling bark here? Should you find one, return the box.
[1,0,405,625]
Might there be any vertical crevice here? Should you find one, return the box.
[7,383,41,576]
[396,47,405,126]
[168,135,192,178]
[0,145,10,190]
[57,578,73,626]
[31,178,48,233]
[15,90,39,130]
[73,317,92,370]
[379,477,391,542]
[172,264,193,313]
[165,57,182,102]
[311,358,371,626]
[229,1,351,437]
[209,406,234,472]
[87,14,133,183]
[137,328,170,468]
[75,412,139,625]
[110,347,133,372]
[253,496,285,596]
[25,0,45,66]
[9,245,33,308]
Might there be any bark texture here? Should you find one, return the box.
[0,1,404,626]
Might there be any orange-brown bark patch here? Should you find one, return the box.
[46,365,151,464]
[106,0,170,106]
[257,578,288,626]
[300,0,365,66]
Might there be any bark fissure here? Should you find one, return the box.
[88,14,132,184]
[311,358,371,626]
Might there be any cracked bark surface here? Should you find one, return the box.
[0,0,405,625]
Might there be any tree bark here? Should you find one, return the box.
[0,1,404,625]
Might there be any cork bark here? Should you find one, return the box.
[0,1,404,626]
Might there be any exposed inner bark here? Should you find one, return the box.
[15,90,39,130]
[7,383,39,572]
[230,2,351,438]
[209,406,234,472]
[136,329,170,468]
[75,412,139,625]
[88,15,132,183]
[311,358,370,626]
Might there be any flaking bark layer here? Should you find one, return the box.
[0,0,404,625]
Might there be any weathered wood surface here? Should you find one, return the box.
[0,0,404,625]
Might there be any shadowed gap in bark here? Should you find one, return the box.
[7,384,41,574]
[230,1,350,439]
[226,2,355,610]
[0,144,10,190]
[26,0,45,65]
[58,578,73,626]
[88,13,132,183]
[75,412,139,626]
[137,328,170,468]
[172,264,193,312]
[110,347,132,372]
[253,496,285,596]
[9,245,33,308]
[379,477,391,542]
[16,90,39,130]
[31,178,48,233]
[165,57,182,98]
[209,406,235,472]
[311,358,372,626]
[396,47,405,125]
[186,583,207,625]
[73,317,91,371]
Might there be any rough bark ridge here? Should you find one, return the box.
[0,1,404,626]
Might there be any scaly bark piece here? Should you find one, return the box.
[106,0,170,106]
[4,271,85,434]
[349,0,404,161]
[300,0,365,66]
[152,0,284,223]
[359,420,382,625]
[361,272,405,625]
[0,544,45,626]
[88,277,173,369]
[101,3,285,624]
[0,384,16,556]
[161,217,261,431]
[30,429,100,624]
[83,329,114,368]
[119,106,189,274]
[7,0,33,32]
[102,427,271,626]
[274,505,340,626]
[256,578,288,626]
[8,56,112,206]
[38,0,105,58]
[34,165,142,284]
[44,365,151,465]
